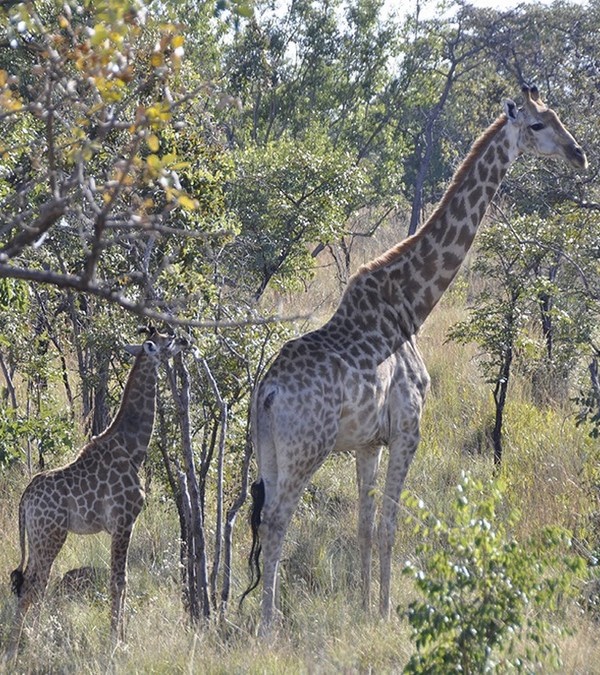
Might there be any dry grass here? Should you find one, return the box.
[1,238,600,671]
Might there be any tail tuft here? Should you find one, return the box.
[239,478,265,608]
[10,569,24,596]
[249,478,265,532]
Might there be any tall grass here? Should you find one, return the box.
[1,254,600,671]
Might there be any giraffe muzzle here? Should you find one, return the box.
[569,144,588,170]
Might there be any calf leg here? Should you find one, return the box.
[110,528,133,643]
[7,527,67,659]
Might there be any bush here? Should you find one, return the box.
[401,472,585,674]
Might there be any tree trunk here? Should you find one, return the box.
[492,345,513,467]
[155,392,191,612]
[201,359,228,613]
[92,356,110,436]
[166,354,210,621]
[408,62,457,236]
[0,350,17,408]
[589,357,600,425]
[220,437,254,617]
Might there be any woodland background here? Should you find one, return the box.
[0,0,600,671]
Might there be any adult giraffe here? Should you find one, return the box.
[243,86,587,631]
[7,328,187,658]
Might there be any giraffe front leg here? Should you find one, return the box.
[378,433,420,619]
[355,447,382,613]
[110,527,133,643]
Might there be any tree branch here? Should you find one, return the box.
[1,197,67,259]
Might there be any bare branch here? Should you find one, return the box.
[0,262,311,328]
[1,197,67,259]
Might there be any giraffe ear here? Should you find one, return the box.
[124,344,143,356]
[504,99,518,123]
[143,340,159,355]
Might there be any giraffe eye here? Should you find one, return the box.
[530,122,545,131]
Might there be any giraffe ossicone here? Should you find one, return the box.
[6,327,187,660]
[242,85,587,633]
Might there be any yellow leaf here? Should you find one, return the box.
[172,35,184,48]
[151,53,164,68]
[170,161,191,170]
[90,24,108,46]
[147,154,162,170]
[58,15,69,29]
[178,194,198,211]
[0,70,7,87]
[147,134,160,152]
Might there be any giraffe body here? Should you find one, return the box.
[7,329,185,658]
[245,86,587,632]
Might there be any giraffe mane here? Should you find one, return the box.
[351,114,508,279]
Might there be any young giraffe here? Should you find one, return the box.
[244,86,587,632]
[7,328,187,657]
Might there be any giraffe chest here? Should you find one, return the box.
[333,345,429,451]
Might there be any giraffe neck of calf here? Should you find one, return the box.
[102,357,158,465]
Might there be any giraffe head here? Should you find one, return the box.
[124,326,188,360]
[503,85,587,170]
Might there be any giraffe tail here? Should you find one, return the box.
[239,478,265,609]
[10,497,27,596]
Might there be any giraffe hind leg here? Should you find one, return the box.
[259,471,322,634]
[7,527,68,658]
[378,435,420,618]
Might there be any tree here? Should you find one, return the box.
[0,0,255,627]
[222,0,412,292]
[449,204,600,465]
[0,0,234,324]
[448,217,530,467]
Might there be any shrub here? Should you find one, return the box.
[401,472,585,673]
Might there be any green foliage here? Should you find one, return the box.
[448,299,521,387]
[0,278,29,313]
[227,125,368,298]
[0,405,73,468]
[574,359,600,439]
[0,0,236,322]
[575,396,600,439]
[402,473,585,673]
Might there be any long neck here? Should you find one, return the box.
[104,353,158,456]
[346,115,518,337]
